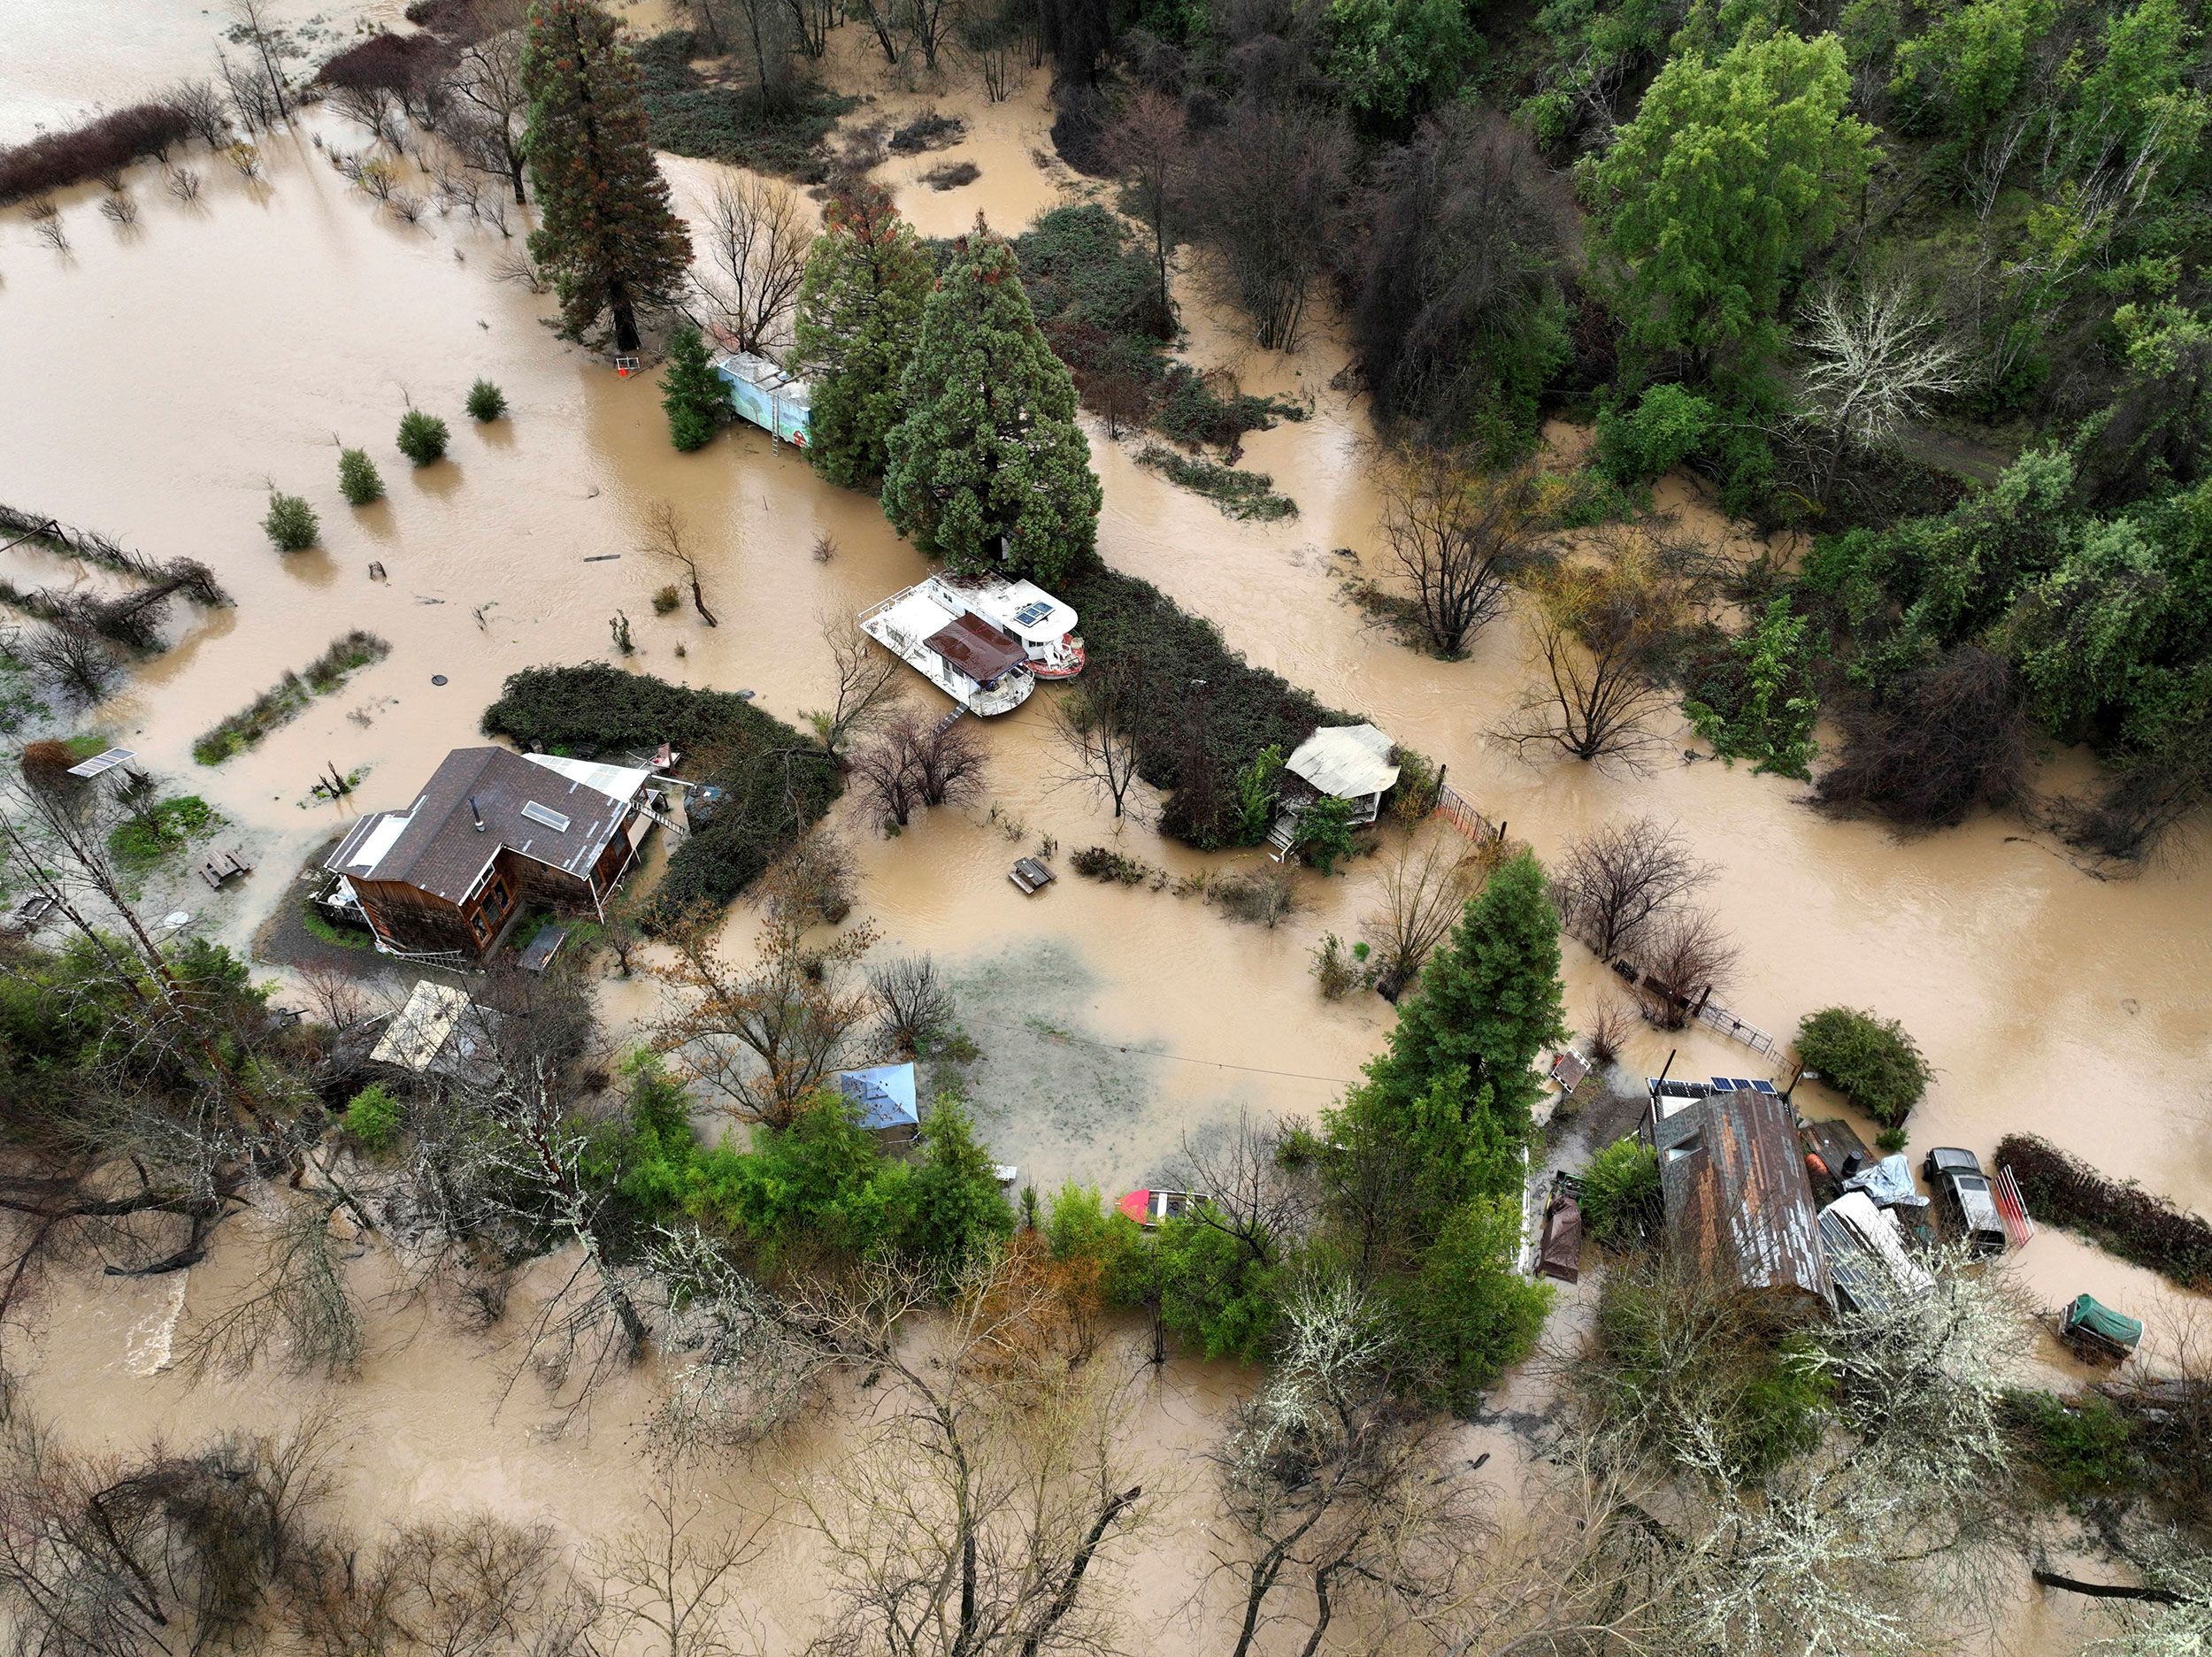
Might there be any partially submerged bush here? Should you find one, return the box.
[1795,1006,1930,1126]
[343,1081,404,1154]
[1996,1132,2212,1290]
[1070,845,1159,885]
[465,379,508,421]
[337,447,385,505]
[1813,646,2030,828]
[1209,866,1295,926]
[396,409,450,465]
[263,491,320,552]
[0,102,193,203]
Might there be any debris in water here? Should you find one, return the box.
[583,553,620,562]
[432,674,448,685]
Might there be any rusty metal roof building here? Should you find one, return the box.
[1653,1090,1830,1301]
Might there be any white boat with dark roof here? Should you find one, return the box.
[856,573,1083,715]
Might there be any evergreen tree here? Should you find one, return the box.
[900,1098,1015,1270]
[660,326,726,451]
[521,0,692,354]
[881,222,1102,587]
[792,183,933,488]
[1323,850,1565,1240]
[337,447,384,505]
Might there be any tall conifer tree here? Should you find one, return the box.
[792,184,933,489]
[880,220,1102,586]
[521,0,692,354]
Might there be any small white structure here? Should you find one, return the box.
[370,980,483,1078]
[1284,724,1401,823]
[857,575,1041,715]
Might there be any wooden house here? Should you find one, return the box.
[326,748,661,960]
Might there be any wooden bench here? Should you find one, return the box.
[198,849,253,890]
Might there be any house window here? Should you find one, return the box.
[480,879,511,924]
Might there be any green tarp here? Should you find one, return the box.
[2063,1293,2142,1348]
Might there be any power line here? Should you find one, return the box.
[959,1016,1358,1088]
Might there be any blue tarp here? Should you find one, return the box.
[836,1062,918,1132]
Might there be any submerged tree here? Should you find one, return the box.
[882,220,1102,586]
[660,326,727,452]
[793,183,933,488]
[1376,449,1549,657]
[521,0,693,353]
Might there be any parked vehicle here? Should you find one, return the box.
[1117,1188,1204,1228]
[2057,1293,2142,1364]
[1922,1147,2008,1255]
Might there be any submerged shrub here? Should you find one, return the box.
[263,491,320,552]
[396,408,450,464]
[465,378,508,421]
[1795,1006,1930,1126]
[1579,1139,1662,1247]
[337,447,385,505]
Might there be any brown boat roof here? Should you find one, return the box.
[925,610,1028,683]
[1657,1091,1831,1300]
[325,747,636,904]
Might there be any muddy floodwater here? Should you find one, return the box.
[3,9,2208,1653]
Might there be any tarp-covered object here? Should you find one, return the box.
[1840,1153,1932,1212]
[1540,1188,1583,1282]
[2063,1293,2142,1350]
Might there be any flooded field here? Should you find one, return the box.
[2,9,2207,1652]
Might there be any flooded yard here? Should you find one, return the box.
[3,9,2207,1652]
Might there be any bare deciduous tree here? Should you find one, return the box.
[165,79,231,147]
[228,0,294,122]
[851,717,988,829]
[641,500,718,627]
[1357,829,1472,997]
[803,613,904,757]
[1188,98,1351,351]
[868,954,956,1058]
[1376,449,1548,658]
[649,903,879,1129]
[175,1193,364,1380]
[1635,906,1740,1030]
[446,0,532,204]
[648,1224,836,1450]
[1494,529,1694,773]
[1550,814,1717,962]
[1104,89,1187,326]
[1213,1277,1477,1657]
[1797,280,1967,454]
[689,176,807,357]
[759,827,856,925]
[1044,656,1146,819]
[595,1459,765,1657]
[9,622,120,702]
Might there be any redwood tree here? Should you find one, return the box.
[521,0,691,353]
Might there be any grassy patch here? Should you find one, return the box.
[634,32,856,181]
[107,795,219,870]
[195,631,389,764]
[1133,445,1297,520]
[481,664,839,928]
[301,894,378,950]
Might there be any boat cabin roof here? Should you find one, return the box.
[926,611,1029,684]
[976,579,1077,643]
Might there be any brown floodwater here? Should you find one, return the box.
[0,12,2201,1651]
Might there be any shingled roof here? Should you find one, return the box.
[1655,1090,1830,1301]
[326,747,642,904]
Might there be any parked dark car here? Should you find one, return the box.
[1922,1147,2007,1255]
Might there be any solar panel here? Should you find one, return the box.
[520,801,572,832]
[1708,1077,1737,1092]
[1013,601,1055,627]
[65,746,136,779]
[1750,1079,1778,1095]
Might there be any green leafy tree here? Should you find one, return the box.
[1292,794,1359,872]
[343,1082,403,1153]
[521,0,693,353]
[1326,0,1478,124]
[1795,1006,1931,1126]
[900,1097,1015,1270]
[1398,1195,1551,1406]
[1889,0,2054,140]
[337,447,384,505]
[263,490,319,551]
[466,378,509,421]
[881,225,1102,586]
[1042,1183,1154,1305]
[1153,1211,1283,1361]
[396,410,449,465]
[660,325,727,452]
[793,183,933,488]
[1585,30,1874,390]
[1688,593,1820,777]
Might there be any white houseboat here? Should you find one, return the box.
[858,576,1041,715]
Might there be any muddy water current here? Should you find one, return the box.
[0,12,2205,1652]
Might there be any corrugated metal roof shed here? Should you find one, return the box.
[836,1062,920,1132]
[1285,724,1400,801]
[1656,1090,1831,1301]
[370,980,473,1071]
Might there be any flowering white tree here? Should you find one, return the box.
[1798,281,1966,453]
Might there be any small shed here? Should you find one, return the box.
[713,351,811,446]
[1648,1089,1830,1303]
[835,1062,921,1147]
[368,979,500,1084]
[1283,725,1401,823]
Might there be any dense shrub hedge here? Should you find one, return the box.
[481,664,839,926]
[0,103,193,203]
[633,32,855,181]
[1794,1005,1931,1126]
[1056,567,1348,848]
[318,31,456,93]
[1997,1132,2212,1290]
